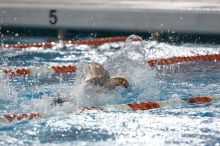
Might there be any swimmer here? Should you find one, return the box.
[85,62,129,89]
[52,62,129,105]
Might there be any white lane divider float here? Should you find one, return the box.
[0,96,218,124]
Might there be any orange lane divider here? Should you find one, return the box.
[187,96,215,104]
[65,36,127,46]
[147,54,220,67]
[0,96,218,123]
[2,53,220,77]
[1,112,41,123]
[128,102,161,111]
[2,65,77,77]
[1,36,128,49]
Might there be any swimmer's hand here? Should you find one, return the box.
[51,98,69,106]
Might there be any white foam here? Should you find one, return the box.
[62,36,160,108]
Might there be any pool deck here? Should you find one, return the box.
[0,0,220,34]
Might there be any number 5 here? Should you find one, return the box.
[49,10,57,25]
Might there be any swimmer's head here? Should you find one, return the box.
[107,77,129,89]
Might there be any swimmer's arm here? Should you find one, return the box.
[51,98,69,105]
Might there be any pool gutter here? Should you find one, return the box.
[0,0,220,34]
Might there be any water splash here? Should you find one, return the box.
[65,35,159,108]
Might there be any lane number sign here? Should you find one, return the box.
[49,10,57,25]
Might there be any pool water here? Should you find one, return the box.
[0,35,220,145]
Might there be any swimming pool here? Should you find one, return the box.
[0,35,220,145]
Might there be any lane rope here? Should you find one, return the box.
[1,53,220,77]
[147,54,220,67]
[0,96,218,123]
[1,36,127,49]
[2,65,77,77]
